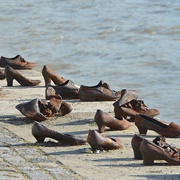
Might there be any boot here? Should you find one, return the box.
[87,130,123,152]
[32,121,87,145]
[140,138,180,165]
[94,109,130,133]
[5,65,41,86]
[42,65,67,87]
[135,114,180,137]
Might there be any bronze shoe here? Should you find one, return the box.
[113,90,159,119]
[87,130,123,152]
[140,138,180,165]
[16,96,72,121]
[42,65,67,87]
[135,114,180,137]
[94,109,130,133]
[45,80,79,99]
[32,121,87,145]
[0,55,37,69]
[5,65,41,86]
[78,80,124,101]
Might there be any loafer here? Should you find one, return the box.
[94,109,130,133]
[0,55,37,69]
[78,80,123,101]
[135,114,180,137]
[140,138,180,165]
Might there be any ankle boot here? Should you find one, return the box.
[32,121,87,145]
[87,130,123,152]
[42,65,67,87]
[140,138,180,165]
[5,65,41,86]
[94,109,130,133]
[135,114,180,137]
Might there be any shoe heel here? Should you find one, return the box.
[142,153,155,165]
[44,78,51,87]
[137,126,147,135]
[132,145,142,160]
[6,76,13,86]
[34,135,45,143]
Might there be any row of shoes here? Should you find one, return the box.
[0,55,180,166]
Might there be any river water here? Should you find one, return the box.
[1,0,180,124]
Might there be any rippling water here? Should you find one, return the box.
[1,0,180,123]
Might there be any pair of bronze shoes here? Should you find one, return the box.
[32,121,86,145]
[16,95,72,121]
[135,114,180,137]
[87,130,123,152]
[131,134,180,165]
[113,89,160,120]
[0,55,37,69]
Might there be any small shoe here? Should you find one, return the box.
[87,130,123,152]
[113,90,159,119]
[42,65,67,87]
[32,121,87,145]
[94,109,130,133]
[135,114,180,137]
[140,138,180,165]
[16,96,72,121]
[79,80,122,101]
[0,55,37,69]
[45,80,79,99]
[5,65,41,86]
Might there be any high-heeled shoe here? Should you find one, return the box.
[0,55,37,69]
[113,89,159,119]
[42,65,67,87]
[140,138,180,165]
[94,109,130,133]
[5,65,41,86]
[135,114,180,137]
[32,121,87,145]
[45,80,79,99]
[87,130,123,152]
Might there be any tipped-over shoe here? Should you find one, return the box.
[42,65,67,87]
[135,114,180,137]
[0,55,37,69]
[0,68,5,80]
[32,121,87,145]
[113,90,159,119]
[140,138,180,165]
[87,130,123,152]
[94,109,130,133]
[45,80,79,99]
[16,96,72,121]
[5,65,41,86]
[131,134,167,160]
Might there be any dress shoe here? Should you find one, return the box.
[32,121,87,145]
[140,138,180,165]
[113,89,159,119]
[135,114,180,137]
[0,55,36,69]
[78,80,123,101]
[131,134,167,160]
[16,96,72,121]
[5,65,41,86]
[0,68,5,80]
[42,65,67,87]
[87,130,123,152]
[94,109,130,133]
[45,80,79,99]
